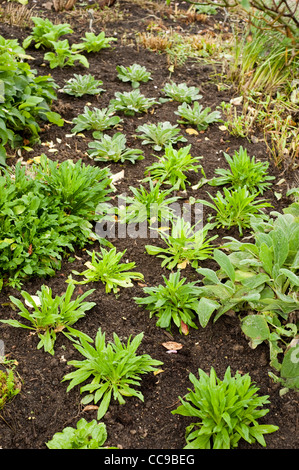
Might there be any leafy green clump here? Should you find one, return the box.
[0,367,20,410]
[175,101,221,130]
[198,186,272,235]
[117,180,180,225]
[0,157,112,288]
[209,146,275,194]
[136,121,187,151]
[1,283,96,355]
[145,217,217,270]
[71,106,122,134]
[134,270,202,334]
[172,367,279,449]
[69,247,144,294]
[143,144,204,190]
[88,132,144,164]
[0,36,63,164]
[73,31,117,53]
[44,40,89,69]
[162,82,202,103]
[23,17,73,49]
[46,419,115,449]
[62,74,105,97]
[110,89,158,116]
[63,328,163,419]
[116,63,152,88]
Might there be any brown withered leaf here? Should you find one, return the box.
[162,341,183,351]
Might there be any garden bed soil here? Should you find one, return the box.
[0,0,298,450]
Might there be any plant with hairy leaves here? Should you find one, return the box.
[62,74,105,97]
[116,63,152,88]
[134,270,202,334]
[46,419,115,449]
[197,186,272,235]
[143,143,204,190]
[0,283,96,355]
[145,217,217,270]
[62,328,163,420]
[117,180,180,225]
[23,17,73,49]
[172,366,279,449]
[69,247,144,294]
[209,146,275,194]
[87,132,144,164]
[71,106,122,134]
[110,89,158,116]
[135,121,187,151]
[162,81,202,103]
[175,101,221,130]
[44,40,89,69]
[73,31,117,53]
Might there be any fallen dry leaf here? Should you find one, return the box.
[162,341,183,351]
[83,405,99,412]
[185,128,199,136]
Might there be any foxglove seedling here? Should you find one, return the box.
[162,81,202,103]
[175,101,221,130]
[62,74,105,97]
[71,106,122,134]
[136,121,187,151]
[110,89,158,115]
[73,31,117,53]
[116,63,152,88]
[23,17,73,49]
[44,40,89,69]
[88,132,144,164]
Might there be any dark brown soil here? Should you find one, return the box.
[0,0,298,451]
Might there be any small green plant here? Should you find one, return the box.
[175,101,221,130]
[87,132,144,164]
[62,74,105,97]
[69,247,144,294]
[71,106,122,134]
[23,17,73,49]
[73,31,117,53]
[0,366,20,410]
[44,40,89,69]
[1,283,96,355]
[209,146,275,194]
[143,144,204,190]
[162,82,202,103]
[116,63,152,88]
[134,270,202,334]
[117,180,180,225]
[194,4,218,14]
[135,121,187,151]
[172,366,279,449]
[198,187,272,235]
[46,419,114,449]
[110,89,158,116]
[62,328,163,419]
[145,217,217,270]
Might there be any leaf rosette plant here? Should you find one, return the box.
[172,366,279,449]
[162,81,202,103]
[110,89,158,116]
[135,121,187,151]
[134,270,202,334]
[175,101,221,130]
[62,74,105,97]
[0,283,96,355]
[62,328,163,419]
[87,132,144,164]
[116,63,152,88]
[71,106,122,134]
[69,247,144,294]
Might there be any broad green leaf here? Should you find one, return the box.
[197,297,220,328]
[214,249,235,282]
[241,315,270,346]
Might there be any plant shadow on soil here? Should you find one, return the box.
[0,0,298,450]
